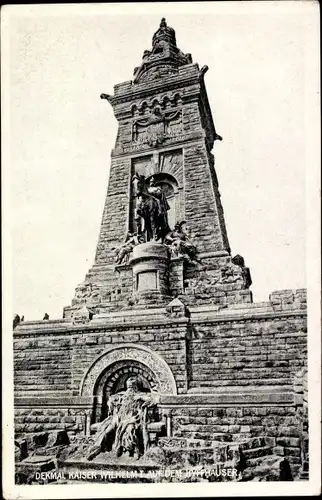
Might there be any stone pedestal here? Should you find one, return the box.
[129,242,170,301]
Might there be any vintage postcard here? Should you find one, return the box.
[2,1,321,498]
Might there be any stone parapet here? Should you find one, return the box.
[269,289,307,311]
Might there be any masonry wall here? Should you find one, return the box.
[183,143,230,254]
[14,312,306,399]
[94,155,132,264]
[69,326,189,395]
[188,314,307,389]
[14,335,73,397]
[169,404,304,473]
[14,407,82,435]
[14,303,306,437]
[13,324,189,399]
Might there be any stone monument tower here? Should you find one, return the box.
[63,18,252,320]
[14,19,307,482]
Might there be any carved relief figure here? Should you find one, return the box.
[220,256,252,288]
[164,221,198,262]
[72,281,101,306]
[132,107,182,147]
[86,377,159,461]
[132,173,171,242]
[114,232,144,265]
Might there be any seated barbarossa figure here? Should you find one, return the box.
[114,232,144,265]
[86,377,159,461]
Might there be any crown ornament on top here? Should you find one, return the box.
[133,18,192,83]
[152,18,177,47]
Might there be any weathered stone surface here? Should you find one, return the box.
[13,17,307,483]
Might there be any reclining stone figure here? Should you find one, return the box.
[114,232,144,265]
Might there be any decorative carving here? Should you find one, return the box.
[133,19,192,83]
[131,155,154,178]
[132,108,182,147]
[221,255,252,287]
[114,132,194,155]
[80,344,177,396]
[136,65,178,82]
[96,359,159,400]
[184,258,251,296]
[132,150,182,182]
[72,305,92,325]
[165,297,188,318]
[72,281,102,306]
[164,221,198,262]
[131,94,182,116]
[158,437,187,449]
[184,272,221,296]
[199,65,209,78]
[132,173,171,242]
[114,232,144,265]
[100,93,112,103]
[221,265,244,284]
[86,377,160,461]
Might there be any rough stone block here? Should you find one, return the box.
[277,437,300,447]
[284,446,301,457]
[273,445,285,456]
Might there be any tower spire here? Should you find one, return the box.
[132,16,191,83]
[152,17,177,47]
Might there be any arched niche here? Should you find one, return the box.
[146,173,179,230]
[92,359,161,422]
[79,344,177,398]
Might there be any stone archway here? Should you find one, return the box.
[93,358,161,423]
[79,344,177,397]
[95,359,158,398]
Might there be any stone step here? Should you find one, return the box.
[243,446,273,459]
[180,431,232,442]
[241,455,282,481]
[298,470,309,480]
[240,437,274,450]
[187,434,233,445]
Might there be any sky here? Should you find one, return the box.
[3,2,319,320]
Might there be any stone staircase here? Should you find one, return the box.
[15,431,307,483]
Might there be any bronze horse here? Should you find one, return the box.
[132,173,170,242]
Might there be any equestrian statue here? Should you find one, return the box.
[132,174,171,243]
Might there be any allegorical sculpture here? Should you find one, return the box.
[132,173,171,242]
[164,221,198,262]
[132,106,182,147]
[114,232,144,265]
[86,377,159,461]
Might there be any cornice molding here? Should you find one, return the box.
[14,388,295,408]
[13,307,306,340]
[111,133,205,158]
[110,75,201,108]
